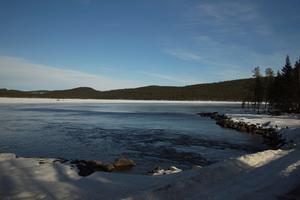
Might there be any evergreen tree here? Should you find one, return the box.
[252,67,264,113]
[265,67,274,110]
[294,59,300,111]
[269,71,283,110]
[281,55,294,112]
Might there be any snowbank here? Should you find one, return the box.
[0,154,186,200]
[0,114,299,200]
[130,147,300,200]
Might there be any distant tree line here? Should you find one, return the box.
[244,55,300,113]
[0,79,259,101]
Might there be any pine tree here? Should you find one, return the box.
[294,59,300,112]
[268,70,282,112]
[281,55,294,112]
[265,67,274,111]
[252,67,264,113]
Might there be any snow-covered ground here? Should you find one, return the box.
[0,97,241,104]
[229,113,300,146]
[229,113,300,129]
[0,114,299,200]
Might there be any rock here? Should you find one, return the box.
[76,164,95,176]
[149,166,182,176]
[114,157,135,170]
[86,160,103,170]
[239,125,248,132]
[70,159,104,176]
[148,166,165,176]
[71,159,87,165]
[148,166,162,174]
[254,129,265,135]
[197,111,285,148]
[102,163,115,172]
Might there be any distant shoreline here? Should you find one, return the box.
[0,97,242,104]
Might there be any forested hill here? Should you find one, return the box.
[0,78,257,101]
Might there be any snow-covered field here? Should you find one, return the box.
[0,97,241,104]
[0,113,299,199]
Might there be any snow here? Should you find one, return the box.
[130,148,300,200]
[228,113,300,145]
[0,113,299,199]
[0,154,189,200]
[228,113,300,129]
[149,166,182,176]
[0,97,241,104]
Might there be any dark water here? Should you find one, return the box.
[0,102,267,172]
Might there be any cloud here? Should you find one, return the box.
[196,2,259,22]
[164,49,202,61]
[183,1,272,36]
[0,56,139,91]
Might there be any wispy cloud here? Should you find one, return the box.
[183,1,272,36]
[0,56,139,91]
[196,2,259,22]
[164,49,202,61]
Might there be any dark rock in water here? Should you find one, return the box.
[70,157,135,175]
[86,160,103,170]
[114,157,136,170]
[76,164,95,176]
[70,159,102,176]
[148,165,182,176]
[71,159,87,165]
[148,166,162,174]
[239,125,248,132]
[102,163,115,172]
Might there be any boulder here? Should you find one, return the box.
[114,157,135,170]
[239,125,248,132]
[102,163,115,172]
[148,166,182,176]
[76,164,95,176]
[86,160,103,170]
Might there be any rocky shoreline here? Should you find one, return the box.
[55,157,136,176]
[198,112,286,149]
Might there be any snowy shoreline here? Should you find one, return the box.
[0,114,299,199]
[0,97,242,104]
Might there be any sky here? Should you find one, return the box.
[0,0,300,91]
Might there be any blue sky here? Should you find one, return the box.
[0,0,300,90]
